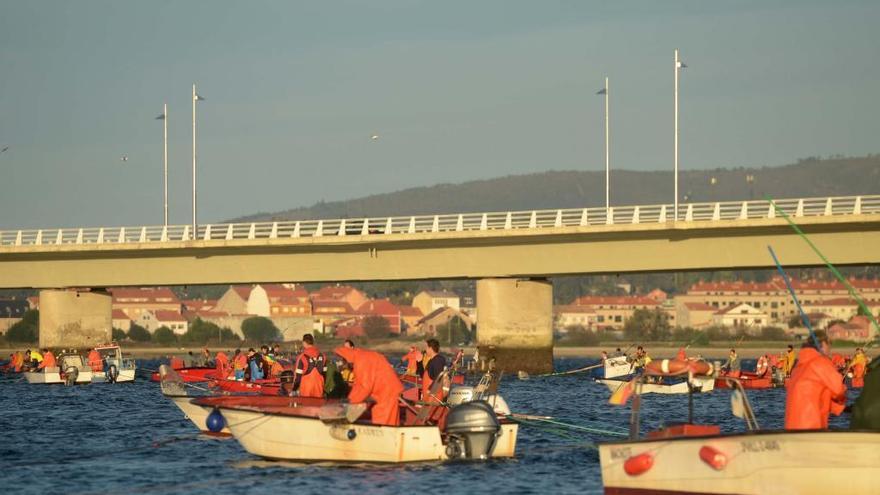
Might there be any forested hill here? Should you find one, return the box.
[232,155,880,222]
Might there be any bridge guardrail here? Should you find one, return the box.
[1,195,878,248]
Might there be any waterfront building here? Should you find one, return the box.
[414,306,474,336]
[215,285,252,315]
[412,290,460,316]
[711,303,768,330]
[553,305,599,331]
[399,305,424,333]
[139,309,189,335]
[570,295,669,330]
[111,309,132,332]
[110,287,181,319]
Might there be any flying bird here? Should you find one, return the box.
[0,146,8,153]
[370,133,380,141]
[120,155,129,162]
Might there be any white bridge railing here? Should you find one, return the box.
[1,195,878,248]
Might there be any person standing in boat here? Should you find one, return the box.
[722,349,741,378]
[783,344,796,377]
[846,348,868,388]
[334,346,404,426]
[87,348,103,372]
[38,348,56,371]
[785,330,846,430]
[247,348,265,381]
[292,334,326,398]
[421,339,447,401]
[27,349,43,371]
[401,345,422,376]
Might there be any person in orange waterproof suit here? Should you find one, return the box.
[214,351,230,379]
[88,349,103,372]
[293,334,326,398]
[38,349,56,370]
[401,346,423,376]
[847,348,868,388]
[785,331,847,430]
[676,348,687,361]
[334,346,404,426]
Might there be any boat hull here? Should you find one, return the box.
[169,396,232,436]
[597,377,715,395]
[150,367,216,383]
[23,370,93,384]
[600,430,880,495]
[212,400,518,463]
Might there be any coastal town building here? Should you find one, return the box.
[676,302,716,329]
[215,285,252,315]
[111,309,132,332]
[412,290,460,316]
[711,303,768,329]
[415,306,474,336]
[571,295,671,330]
[553,305,599,331]
[399,306,424,333]
[139,309,189,335]
[247,284,312,317]
[110,287,181,319]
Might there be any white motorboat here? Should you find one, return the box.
[90,343,137,383]
[599,371,880,494]
[196,395,518,463]
[597,375,715,395]
[600,429,880,495]
[23,352,93,385]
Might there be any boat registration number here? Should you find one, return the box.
[609,447,632,460]
[740,439,780,452]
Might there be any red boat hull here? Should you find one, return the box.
[150,366,218,382]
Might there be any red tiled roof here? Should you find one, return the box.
[153,310,187,322]
[182,299,217,311]
[399,306,424,317]
[111,309,130,320]
[184,309,230,319]
[231,285,253,299]
[573,296,659,307]
[689,277,880,293]
[420,290,459,298]
[110,287,179,303]
[358,299,399,315]
[311,285,360,300]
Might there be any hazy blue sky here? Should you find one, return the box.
[1,1,878,229]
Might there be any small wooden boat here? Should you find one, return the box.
[23,352,93,385]
[714,371,784,390]
[599,372,880,494]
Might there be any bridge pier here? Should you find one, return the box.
[476,278,553,374]
[39,289,112,348]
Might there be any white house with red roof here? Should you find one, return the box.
[110,287,181,319]
[215,285,253,315]
[572,295,669,330]
[111,309,132,332]
[712,303,768,330]
[139,309,189,335]
[553,305,599,331]
[676,302,717,329]
[247,284,312,317]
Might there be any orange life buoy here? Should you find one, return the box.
[645,359,713,377]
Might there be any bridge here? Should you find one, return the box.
[4,194,879,371]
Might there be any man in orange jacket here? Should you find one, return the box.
[38,348,57,370]
[785,330,847,430]
[334,346,404,426]
[88,349,103,372]
[293,334,326,398]
[214,351,230,379]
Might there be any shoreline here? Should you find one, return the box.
[2,343,874,360]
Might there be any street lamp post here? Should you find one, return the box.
[674,49,686,220]
[163,103,168,227]
[192,84,204,239]
[596,77,611,212]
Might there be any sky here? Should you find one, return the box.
[1,1,878,229]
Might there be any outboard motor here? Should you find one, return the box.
[444,400,501,460]
[107,364,119,384]
[64,366,79,386]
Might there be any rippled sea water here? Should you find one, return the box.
[0,357,858,495]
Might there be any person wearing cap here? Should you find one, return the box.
[334,346,403,426]
[785,330,846,430]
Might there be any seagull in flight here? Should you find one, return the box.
[370,133,380,141]
[0,146,8,153]
[120,155,129,162]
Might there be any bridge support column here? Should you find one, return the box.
[476,278,553,374]
[39,289,112,348]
